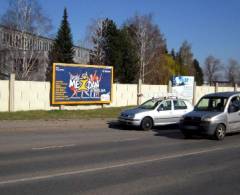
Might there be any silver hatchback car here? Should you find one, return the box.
[118,97,193,130]
[180,91,240,140]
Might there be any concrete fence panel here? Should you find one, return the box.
[14,81,51,111]
[218,86,235,92]
[110,84,138,107]
[195,86,215,104]
[1,78,240,112]
[141,84,168,103]
[0,81,9,112]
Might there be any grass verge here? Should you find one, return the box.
[0,106,134,120]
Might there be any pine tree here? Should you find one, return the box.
[102,19,122,77]
[171,49,176,60]
[89,18,139,83]
[102,19,138,83]
[46,8,74,81]
[118,27,138,83]
[193,59,204,85]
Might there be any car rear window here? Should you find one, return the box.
[173,100,187,110]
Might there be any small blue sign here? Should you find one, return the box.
[172,76,194,86]
[171,76,194,102]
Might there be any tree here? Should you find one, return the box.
[125,14,166,83]
[0,0,52,80]
[88,18,121,80]
[193,59,204,85]
[177,41,194,75]
[46,8,74,81]
[225,59,240,86]
[88,19,106,65]
[88,18,138,83]
[101,19,122,80]
[204,55,221,86]
[117,27,138,83]
[1,0,52,36]
[104,20,139,83]
[170,49,176,60]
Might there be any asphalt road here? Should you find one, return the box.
[0,120,240,195]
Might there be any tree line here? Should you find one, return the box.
[1,0,240,86]
[88,15,204,85]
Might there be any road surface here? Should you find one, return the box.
[0,119,240,195]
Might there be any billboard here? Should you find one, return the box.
[52,63,113,105]
[172,76,194,102]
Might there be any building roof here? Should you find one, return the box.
[0,24,90,51]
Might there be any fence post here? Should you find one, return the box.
[193,82,196,105]
[9,73,15,112]
[234,83,238,92]
[215,82,218,93]
[59,105,65,110]
[168,80,172,93]
[137,79,142,105]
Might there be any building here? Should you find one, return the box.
[0,25,90,80]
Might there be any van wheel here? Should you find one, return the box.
[214,124,226,140]
[141,117,153,131]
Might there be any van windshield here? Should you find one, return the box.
[195,97,228,112]
[139,99,162,109]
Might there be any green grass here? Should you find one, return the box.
[0,106,135,120]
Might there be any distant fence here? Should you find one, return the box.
[0,74,239,112]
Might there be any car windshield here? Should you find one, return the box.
[139,99,162,109]
[194,97,228,112]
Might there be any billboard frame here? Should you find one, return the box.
[52,63,113,105]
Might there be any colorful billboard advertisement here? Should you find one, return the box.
[52,63,113,105]
[172,76,194,102]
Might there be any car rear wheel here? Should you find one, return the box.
[141,117,153,131]
[214,124,226,140]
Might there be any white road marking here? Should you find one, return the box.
[1,144,240,186]
[32,144,76,150]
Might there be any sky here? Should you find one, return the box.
[0,0,240,66]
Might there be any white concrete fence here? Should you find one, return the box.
[0,74,239,112]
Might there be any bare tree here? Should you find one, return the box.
[87,19,106,65]
[225,58,240,86]
[0,0,52,80]
[178,41,193,66]
[177,41,194,75]
[204,55,221,86]
[125,14,166,83]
